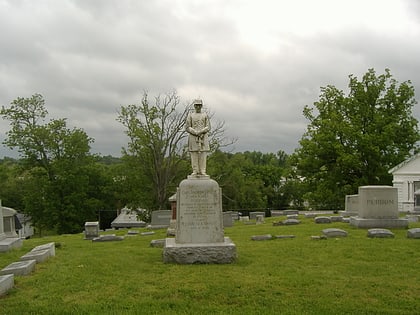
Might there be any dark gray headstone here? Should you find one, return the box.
[322,228,348,238]
[407,228,420,239]
[367,229,394,238]
[315,216,331,224]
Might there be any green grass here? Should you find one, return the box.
[1,216,420,315]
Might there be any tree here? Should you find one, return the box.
[1,94,99,234]
[117,90,232,211]
[292,69,420,209]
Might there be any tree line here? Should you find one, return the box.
[1,69,418,234]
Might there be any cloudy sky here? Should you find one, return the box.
[1,0,420,158]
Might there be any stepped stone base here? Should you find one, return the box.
[163,237,236,264]
[0,274,14,296]
[0,238,23,253]
[350,217,408,228]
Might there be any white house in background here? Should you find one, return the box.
[389,153,420,213]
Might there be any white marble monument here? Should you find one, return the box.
[350,186,408,228]
[163,100,236,264]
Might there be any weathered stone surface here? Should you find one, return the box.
[286,214,299,220]
[239,216,250,222]
[304,213,317,218]
[20,249,50,263]
[150,239,165,248]
[31,242,55,257]
[148,210,172,229]
[92,234,124,242]
[342,217,351,223]
[250,211,265,220]
[0,274,14,296]
[315,216,331,224]
[1,260,36,276]
[350,186,408,229]
[251,234,272,241]
[275,235,296,239]
[127,230,139,235]
[367,228,395,238]
[330,216,343,222]
[407,228,420,239]
[0,238,23,253]
[84,221,99,240]
[176,178,224,244]
[322,228,348,238]
[163,237,236,264]
[272,221,284,226]
[282,219,300,225]
[256,215,265,224]
[223,212,234,227]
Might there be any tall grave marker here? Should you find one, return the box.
[162,99,236,264]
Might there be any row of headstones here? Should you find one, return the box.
[0,242,55,296]
[251,227,420,241]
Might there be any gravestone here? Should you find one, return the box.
[31,242,56,257]
[84,221,99,240]
[256,214,264,224]
[20,249,51,263]
[92,234,124,242]
[350,186,408,228]
[223,211,234,227]
[250,211,265,220]
[314,216,331,224]
[163,176,236,264]
[322,228,348,238]
[407,228,420,239]
[0,274,14,296]
[111,208,146,229]
[341,194,359,216]
[148,210,172,229]
[367,228,395,238]
[1,260,36,276]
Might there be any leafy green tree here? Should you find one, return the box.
[1,94,99,234]
[292,69,420,209]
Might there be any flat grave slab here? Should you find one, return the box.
[0,238,23,253]
[1,260,36,276]
[0,274,14,296]
[20,248,51,263]
[31,242,55,257]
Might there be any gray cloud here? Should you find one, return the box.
[1,0,420,158]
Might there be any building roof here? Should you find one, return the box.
[388,153,420,174]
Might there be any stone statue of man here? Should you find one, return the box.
[186,99,210,176]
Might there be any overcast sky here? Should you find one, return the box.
[1,0,420,158]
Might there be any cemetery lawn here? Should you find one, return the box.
[1,216,420,315]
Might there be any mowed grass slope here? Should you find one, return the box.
[1,216,420,315]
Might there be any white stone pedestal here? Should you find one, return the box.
[163,176,236,264]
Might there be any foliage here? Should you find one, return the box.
[292,69,420,209]
[0,94,104,234]
[1,218,419,314]
[208,150,289,210]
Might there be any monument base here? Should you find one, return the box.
[349,216,409,228]
[0,238,23,253]
[163,237,236,264]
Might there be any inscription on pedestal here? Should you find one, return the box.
[176,178,224,244]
